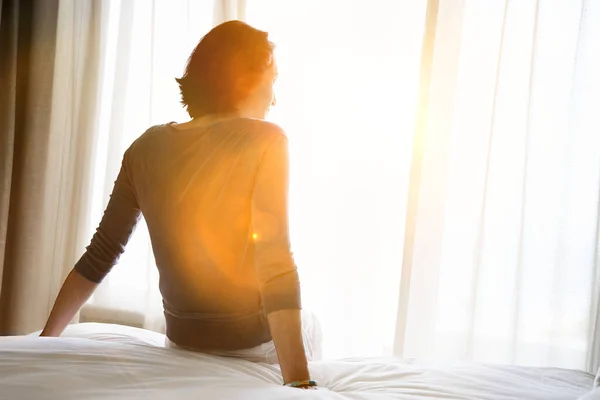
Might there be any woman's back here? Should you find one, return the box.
[131,118,278,315]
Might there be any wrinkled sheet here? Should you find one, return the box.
[0,323,593,400]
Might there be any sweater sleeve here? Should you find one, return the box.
[74,150,141,283]
[251,134,301,314]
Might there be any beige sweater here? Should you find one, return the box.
[75,118,301,350]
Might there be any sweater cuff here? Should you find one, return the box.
[74,253,111,284]
[260,269,302,314]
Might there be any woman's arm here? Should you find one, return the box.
[267,310,310,384]
[251,133,310,384]
[41,150,141,336]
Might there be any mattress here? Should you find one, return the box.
[0,323,594,400]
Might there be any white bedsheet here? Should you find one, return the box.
[0,323,593,400]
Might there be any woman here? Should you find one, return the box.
[41,20,319,389]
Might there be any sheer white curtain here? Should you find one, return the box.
[396,0,600,372]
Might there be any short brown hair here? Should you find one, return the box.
[176,20,275,118]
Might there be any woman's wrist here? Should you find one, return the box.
[284,380,318,389]
[281,366,310,386]
[39,328,55,337]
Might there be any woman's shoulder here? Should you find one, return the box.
[227,117,285,135]
[122,123,173,158]
[224,118,287,149]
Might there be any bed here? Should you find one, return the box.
[0,323,595,399]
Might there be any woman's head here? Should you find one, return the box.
[176,20,277,120]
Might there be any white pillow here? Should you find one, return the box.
[29,322,167,347]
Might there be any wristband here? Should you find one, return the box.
[284,380,318,388]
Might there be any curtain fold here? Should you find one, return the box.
[214,0,245,22]
[0,0,61,334]
[397,0,600,373]
[0,0,106,335]
[393,0,440,357]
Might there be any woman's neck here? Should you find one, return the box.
[171,113,239,131]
